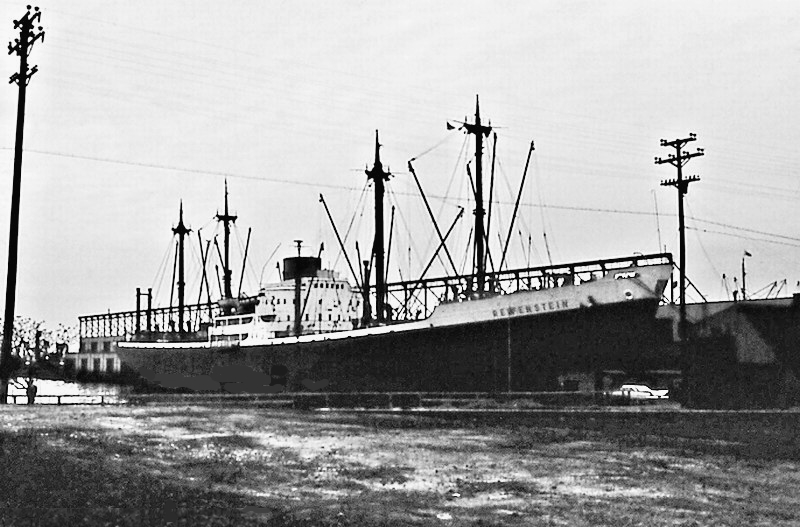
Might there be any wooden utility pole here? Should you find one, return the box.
[655,134,704,343]
[366,130,390,323]
[1,7,44,404]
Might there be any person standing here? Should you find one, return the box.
[25,379,37,405]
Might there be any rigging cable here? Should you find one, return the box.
[421,134,469,272]
[407,161,459,276]
[330,182,369,271]
[499,140,535,273]
[408,132,456,162]
[686,201,722,280]
[653,189,663,253]
[485,133,497,273]
[150,234,178,308]
[386,185,425,280]
[531,154,554,265]
[169,241,178,315]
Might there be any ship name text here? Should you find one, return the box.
[492,300,569,318]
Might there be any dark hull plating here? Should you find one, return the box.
[118,297,665,392]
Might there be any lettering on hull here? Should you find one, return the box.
[492,299,569,318]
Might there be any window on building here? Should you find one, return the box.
[103,341,111,352]
[106,358,115,372]
[80,359,88,371]
[93,358,101,372]
[90,342,98,353]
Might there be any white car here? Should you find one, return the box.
[608,384,669,401]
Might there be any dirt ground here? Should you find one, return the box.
[0,404,798,526]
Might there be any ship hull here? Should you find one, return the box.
[117,264,672,392]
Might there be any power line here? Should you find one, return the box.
[686,227,800,249]
[3,146,798,246]
[687,216,800,243]
[0,147,360,193]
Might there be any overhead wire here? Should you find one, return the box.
[686,200,722,279]
[12,8,800,296]
[32,6,800,194]
[38,4,800,173]
[6,144,797,250]
[686,227,800,249]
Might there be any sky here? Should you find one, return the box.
[1,0,799,328]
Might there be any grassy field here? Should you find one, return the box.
[0,404,798,526]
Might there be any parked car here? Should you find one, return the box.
[607,384,669,402]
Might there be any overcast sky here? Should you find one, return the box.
[1,0,799,328]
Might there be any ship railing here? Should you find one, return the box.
[128,331,207,343]
[387,252,673,320]
[79,253,674,339]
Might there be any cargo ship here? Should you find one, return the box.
[116,258,671,392]
[115,99,673,392]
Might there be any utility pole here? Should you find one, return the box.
[172,202,191,333]
[1,7,44,404]
[655,133,704,344]
[366,130,390,323]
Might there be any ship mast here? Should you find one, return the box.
[366,130,391,323]
[462,96,492,294]
[215,180,237,309]
[172,201,191,333]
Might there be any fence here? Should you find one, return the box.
[7,394,125,405]
[124,390,664,409]
[7,390,669,408]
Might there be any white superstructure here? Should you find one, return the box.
[209,269,362,346]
